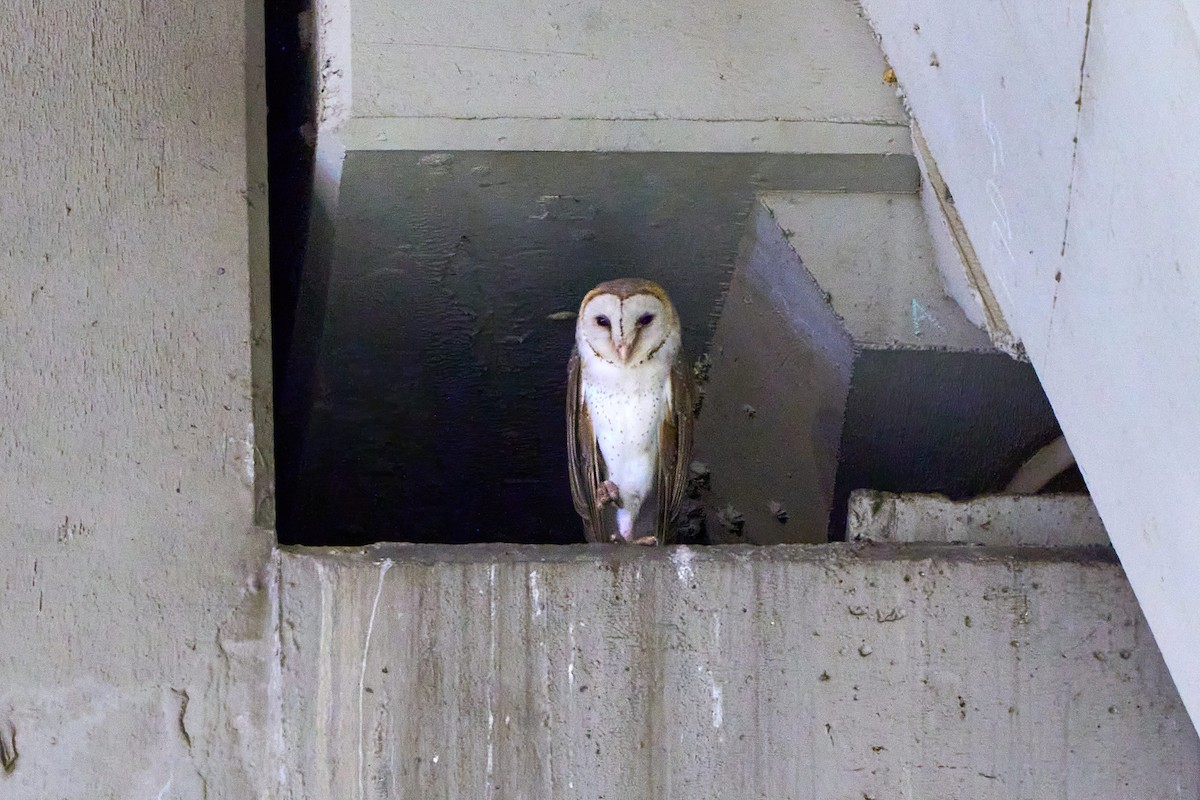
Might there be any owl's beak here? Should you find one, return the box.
[615,341,633,362]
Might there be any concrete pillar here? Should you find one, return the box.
[0,2,276,796]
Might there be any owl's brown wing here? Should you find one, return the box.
[567,349,607,542]
[656,351,695,544]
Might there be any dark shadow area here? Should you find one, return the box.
[261,118,1069,548]
[280,151,917,546]
[828,349,1063,539]
[265,0,316,541]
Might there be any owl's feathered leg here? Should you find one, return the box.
[615,508,635,542]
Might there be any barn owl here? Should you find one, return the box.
[566,278,694,545]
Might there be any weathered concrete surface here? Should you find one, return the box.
[849,491,1109,546]
[280,543,1199,799]
[912,126,1021,357]
[694,200,855,545]
[763,191,992,352]
[0,1,277,797]
[860,0,1200,726]
[327,0,908,153]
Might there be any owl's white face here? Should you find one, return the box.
[577,292,674,366]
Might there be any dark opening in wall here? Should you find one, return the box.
[262,16,1072,547]
[280,152,921,545]
[264,132,1071,547]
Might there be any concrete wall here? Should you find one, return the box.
[859,0,1200,726]
[280,543,1200,799]
[0,2,276,796]
[322,0,908,153]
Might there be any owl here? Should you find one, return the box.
[566,278,694,545]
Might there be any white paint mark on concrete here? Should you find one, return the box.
[529,569,542,617]
[315,561,335,794]
[981,94,1006,173]
[711,682,724,729]
[156,774,173,800]
[432,754,439,765]
[359,558,393,800]
[486,563,497,792]
[267,552,289,792]
[567,620,576,687]
[486,709,495,777]
[242,422,255,485]
[671,547,695,584]
[418,153,454,167]
[979,94,1019,314]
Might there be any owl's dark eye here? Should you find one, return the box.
[595,315,611,328]
[637,313,655,326]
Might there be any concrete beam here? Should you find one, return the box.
[279,543,1199,799]
[693,200,856,544]
[320,0,909,154]
[696,194,1057,544]
[849,491,1109,547]
[763,191,993,352]
[859,0,1200,726]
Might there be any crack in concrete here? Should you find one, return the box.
[0,720,17,774]
[1059,0,1096,260]
[353,114,911,127]
[171,688,193,749]
[358,558,393,800]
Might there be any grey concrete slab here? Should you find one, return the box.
[693,202,855,545]
[762,191,993,351]
[0,0,278,797]
[325,0,907,153]
[279,543,1200,800]
[849,490,1109,547]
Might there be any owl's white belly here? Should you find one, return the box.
[583,376,669,526]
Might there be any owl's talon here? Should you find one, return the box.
[595,480,621,508]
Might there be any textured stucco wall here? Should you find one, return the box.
[0,1,276,796]
[859,0,1200,728]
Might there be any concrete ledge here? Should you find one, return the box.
[342,118,912,155]
[279,543,1197,799]
[849,490,1110,547]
